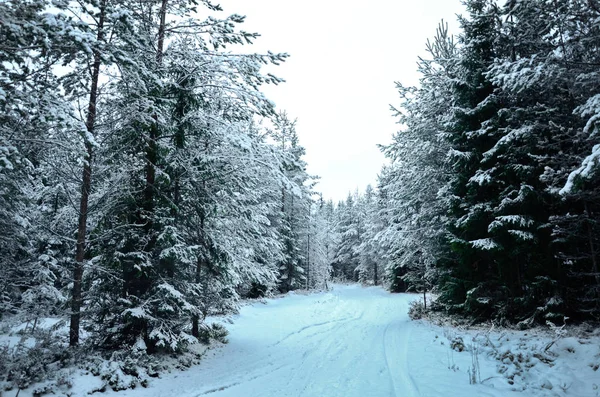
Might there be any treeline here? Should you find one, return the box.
[0,0,334,355]
[342,0,600,324]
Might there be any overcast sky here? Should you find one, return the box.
[220,0,465,202]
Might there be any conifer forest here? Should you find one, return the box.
[1,0,600,395]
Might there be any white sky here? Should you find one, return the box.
[220,0,465,202]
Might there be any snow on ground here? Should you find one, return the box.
[94,284,598,397]
[430,322,600,396]
[0,317,65,350]
[6,285,599,396]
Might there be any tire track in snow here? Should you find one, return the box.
[272,316,357,346]
[298,315,365,396]
[195,363,288,396]
[383,316,421,397]
[383,323,399,397]
[283,296,369,396]
[197,293,368,397]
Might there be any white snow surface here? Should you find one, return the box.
[108,284,444,397]
[90,284,597,397]
[7,285,600,396]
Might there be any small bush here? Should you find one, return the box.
[198,323,229,345]
[409,300,427,320]
[450,336,465,352]
[246,283,269,299]
[2,335,71,394]
[85,348,156,392]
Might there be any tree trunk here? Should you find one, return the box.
[306,218,310,290]
[156,0,168,65]
[143,123,158,244]
[141,0,168,254]
[373,262,378,286]
[191,257,202,338]
[69,0,106,347]
[585,202,600,287]
[192,208,206,338]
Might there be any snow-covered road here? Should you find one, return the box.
[108,285,526,397]
[194,284,419,397]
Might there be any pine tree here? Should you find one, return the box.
[0,0,89,322]
[356,185,382,285]
[79,1,289,351]
[333,192,362,281]
[374,22,456,295]
[483,0,600,319]
[303,197,333,289]
[268,112,313,292]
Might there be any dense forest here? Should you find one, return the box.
[1,0,600,393]
[343,0,600,324]
[1,0,338,362]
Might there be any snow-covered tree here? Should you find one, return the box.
[332,191,363,281]
[368,0,600,320]
[355,185,383,285]
[304,196,335,290]
[268,112,315,292]
[0,0,86,322]
[372,21,456,296]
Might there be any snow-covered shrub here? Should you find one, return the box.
[243,282,270,299]
[85,345,155,392]
[450,336,465,352]
[408,300,426,320]
[83,332,212,392]
[98,359,140,391]
[464,285,496,317]
[1,335,71,395]
[197,323,229,345]
[0,343,8,385]
[30,370,75,397]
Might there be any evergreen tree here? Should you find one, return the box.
[269,112,313,292]
[0,0,90,323]
[375,22,456,295]
[371,0,600,321]
[333,192,362,281]
[304,197,334,290]
[64,0,289,351]
[356,185,382,285]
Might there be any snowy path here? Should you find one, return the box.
[109,285,524,397]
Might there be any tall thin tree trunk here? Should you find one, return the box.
[191,256,202,337]
[156,0,168,65]
[141,0,168,251]
[290,194,295,290]
[145,0,168,216]
[306,207,310,290]
[509,13,516,62]
[70,0,106,347]
[373,262,378,286]
[584,202,600,287]
[192,208,206,338]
